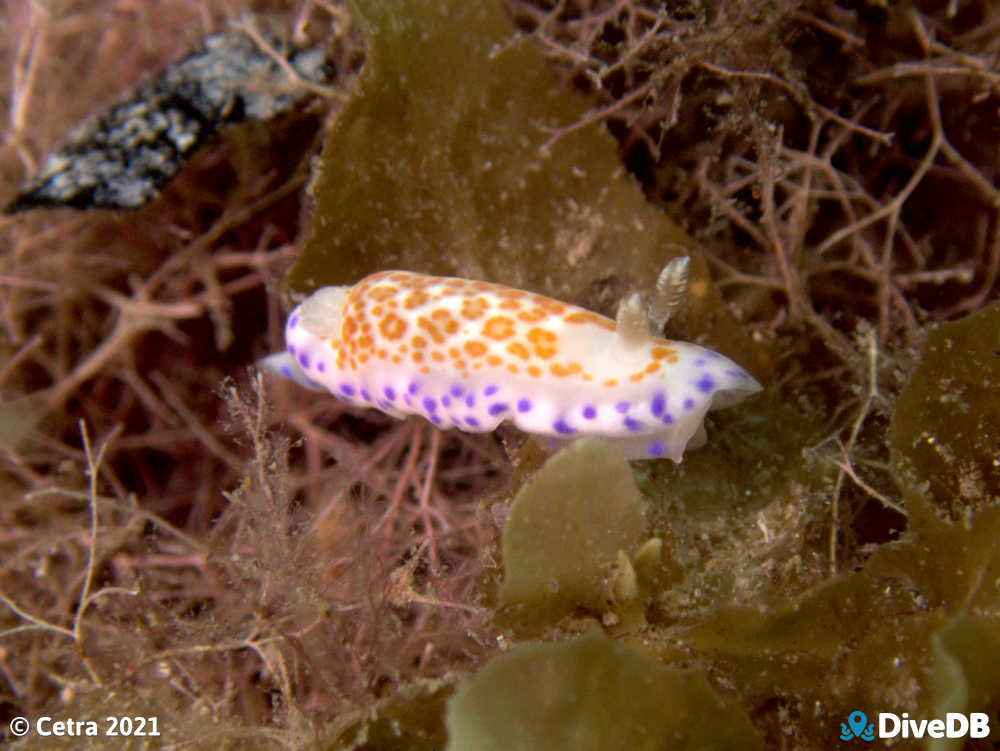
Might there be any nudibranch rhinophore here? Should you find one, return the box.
[262,269,762,462]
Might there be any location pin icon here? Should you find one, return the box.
[848,711,867,738]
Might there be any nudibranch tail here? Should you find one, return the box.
[264,270,762,462]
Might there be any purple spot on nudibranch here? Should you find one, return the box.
[615,401,630,414]
[423,397,437,412]
[408,382,420,395]
[651,392,665,417]
[298,353,310,369]
[450,384,464,397]
[360,389,372,402]
[696,374,716,393]
[582,405,597,419]
[377,399,390,410]
[694,358,706,367]
[288,344,296,355]
[488,403,509,416]
[484,385,498,396]
[683,397,695,410]
[317,361,326,372]
[517,399,532,413]
[384,386,396,400]
[430,414,442,425]
[403,395,412,406]
[280,365,293,377]
[624,416,642,432]
[289,314,299,328]
[441,395,451,407]
[661,413,674,424]
[648,442,666,457]
[465,394,475,408]
[725,368,745,379]
[340,383,355,396]
[465,416,480,427]
[553,418,576,435]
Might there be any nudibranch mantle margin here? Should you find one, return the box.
[262,270,762,462]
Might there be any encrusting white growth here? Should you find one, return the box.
[262,266,762,462]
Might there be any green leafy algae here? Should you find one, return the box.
[321,680,452,751]
[444,629,762,751]
[292,0,684,301]
[889,302,1000,513]
[287,0,767,374]
[679,491,1000,744]
[498,439,647,632]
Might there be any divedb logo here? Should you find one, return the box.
[840,710,991,741]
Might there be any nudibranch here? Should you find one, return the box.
[262,269,761,462]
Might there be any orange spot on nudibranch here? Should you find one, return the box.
[410,335,427,349]
[499,299,521,311]
[430,308,460,335]
[461,297,490,320]
[645,362,660,374]
[527,327,558,359]
[417,316,446,344]
[549,362,582,378]
[496,288,525,298]
[629,372,645,382]
[483,315,516,340]
[537,300,566,315]
[506,341,530,360]
[464,340,487,358]
[395,274,427,290]
[564,310,614,331]
[508,364,519,374]
[486,354,503,367]
[527,365,542,377]
[404,290,430,309]
[651,346,677,360]
[603,379,619,387]
[378,312,407,341]
[431,351,445,363]
[368,285,398,302]
[517,308,548,323]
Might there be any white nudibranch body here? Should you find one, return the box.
[263,270,762,462]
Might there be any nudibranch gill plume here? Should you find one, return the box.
[262,269,761,462]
